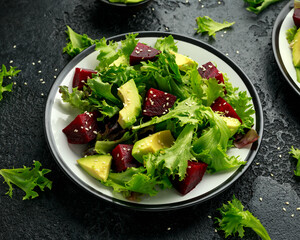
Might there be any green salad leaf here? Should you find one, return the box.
[95,38,119,70]
[0,161,52,200]
[102,167,171,197]
[95,132,134,154]
[145,124,196,180]
[225,90,255,131]
[286,26,298,44]
[290,146,300,176]
[192,110,244,173]
[132,97,205,130]
[154,35,178,52]
[0,65,21,101]
[59,85,119,120]
[195,16,235,38]
[244,0,283,14]
[87,76,121,105]
[63,25,98,57]
[216,195,271,240]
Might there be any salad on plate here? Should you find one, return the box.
[59,33,259,200]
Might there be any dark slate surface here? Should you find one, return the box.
[0,0,300,239]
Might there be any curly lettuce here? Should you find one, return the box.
[0,161,52,200]
[244,0,283,14]
[216,195,271,240]
[0,64,21,101]
[290,146,300,177]
[63,25,98,57]
[195,16,235,38]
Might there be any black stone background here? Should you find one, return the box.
[0,0,300,239]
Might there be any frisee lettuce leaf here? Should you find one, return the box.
[63,25,98,57]
[289,146,300,177]
[188,67,224,106]
[59,85,119,120]
[94,132,134,155]
[286,26,298,44]
[154,35,178,52]
[102,167,172,197]
[132,96,205,130]
[216,195,271,240]
[0,64,21,101]
[140,51,190,99]
[195,16,235,38]
[192,109,245,173]
[144,124,196,181]
[87,76,121,105]
[95,38,119,70]
[244,0,283,14]
[0,161,52,200]
[225,90,255,131]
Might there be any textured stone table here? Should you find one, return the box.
[0,0,300,239]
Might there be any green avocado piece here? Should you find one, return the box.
[117,79,141,129]
[132,130,175,163]
[170,50,198,71]
[220,116,241,137]
[293,28,300,67]
[109,55,128,67]
[77,155,112,182]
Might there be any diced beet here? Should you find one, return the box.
[198,62,224,84]
[62,112,98,144]
[293,8,300,28]
[173,161,208,195]
[72,67,97,90]
[111,144,138,172]
[142,88,177,117]
[129,42,161,66]
[211,97,242,123]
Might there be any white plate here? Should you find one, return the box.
[273,1,300,95]
[45,32,263,211]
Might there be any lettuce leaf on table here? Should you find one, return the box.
[0,65,21,101]
[195,16,235,38]
[244,0,284,14]
[216,195,271,240]
[290,146,300,176]
[0,161,52,200]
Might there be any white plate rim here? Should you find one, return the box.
[44,31,264,211]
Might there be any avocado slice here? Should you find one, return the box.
[220,116,241,137]
[170,50,197,71]
[117,79,141,129]
[77,155,112,182]
[109,55,128,67]
[293,28,300,67]
[132,130,175,163]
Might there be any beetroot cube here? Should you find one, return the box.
[72,67,97,90]
[130,42,161,66]
[62,112,98,144]
[211,97,242,123]
[293,8,300,28]
[111,144,138,172]
[173,161,208,195]
[198,62,224,84]
[142,88,177,117]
